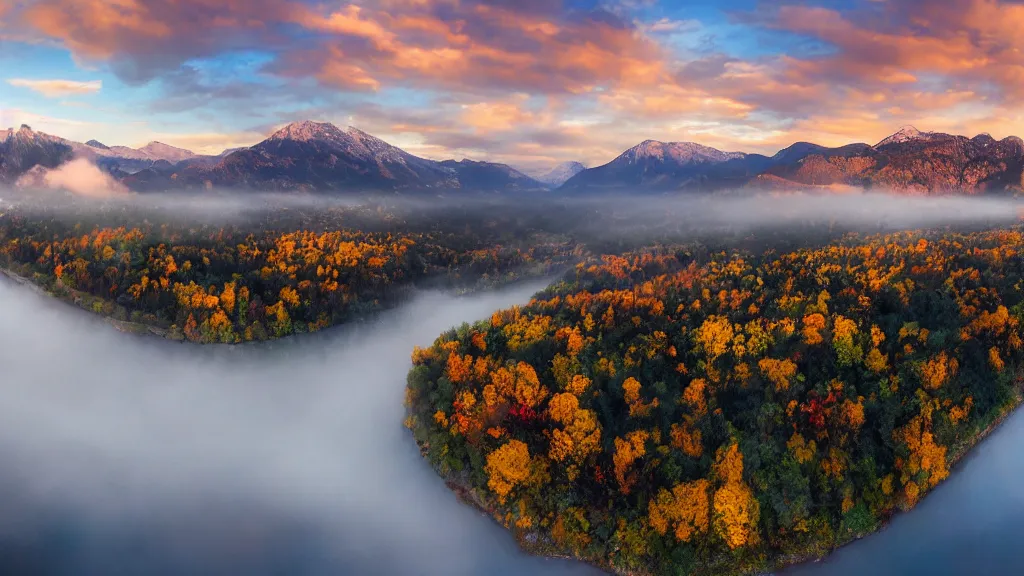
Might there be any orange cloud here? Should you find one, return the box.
[281,2,669,95]
[8,0,675,103]
[7,78,102,97]
[25,0,173,60]
[315,47,382,91]
[599,84,754,119]
[15,0,302,78]
[295,5,396,49]
[459,96,540,132]
[768,1,1024,98]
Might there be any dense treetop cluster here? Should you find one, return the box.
[0,206,577,342]
[405,228,1024,575]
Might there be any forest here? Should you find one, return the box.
[405,226,1024,575]
[0,192,899,343]
[5,191,1024,574]
[0,197,580,342]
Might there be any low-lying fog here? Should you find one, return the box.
[3,187,1023,234]
[4,189,1024,576]
[6,274,1024,576]
[0,277,599,576]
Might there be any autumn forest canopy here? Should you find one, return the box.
[398,205,1024,575]
[3,189,1024,575]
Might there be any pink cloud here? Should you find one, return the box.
[766,1,1024,99]
[15,0,669,95]
[286,2,670,95]
[17,0,1024,172]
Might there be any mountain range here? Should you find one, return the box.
[4,121,1024,195]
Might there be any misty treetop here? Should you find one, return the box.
[0,207,578,342]
[2,192,1020,345]
[405,227,1024,576]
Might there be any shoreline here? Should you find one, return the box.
[760,381,1023,575]
[0,263,569,346]
[0,266,170,338]
[417,441,634,576]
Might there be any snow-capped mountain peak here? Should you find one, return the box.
[5,124,67,146]
[268,120,351,142]
[875,126,933,148]
[537,161,587,187]
[137,141,196,162]
[620,139,745,165]
[263,120,417,167]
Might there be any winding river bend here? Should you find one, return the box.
[0,276,1021,576]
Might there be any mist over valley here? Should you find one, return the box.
[0,275,605,576]
[7,1,1024,572]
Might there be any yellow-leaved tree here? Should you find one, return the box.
[547,392,602,479]
[613,430,649,493]
[758,358,797,391]
[894,414,948,507]
[648,479,711,542]
[485,440,532,504]
[712,442,760,549]
[696,316,734,360]
[919,351,958,390]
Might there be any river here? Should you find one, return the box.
[0,277,599,576]
[0,276,1021,576]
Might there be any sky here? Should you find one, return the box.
[1,0,1023,173]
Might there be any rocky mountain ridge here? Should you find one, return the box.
[121,120,546,193]
[6,122,1024,195]
[561,125,1024,194]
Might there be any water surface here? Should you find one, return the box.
[0,278,599,576]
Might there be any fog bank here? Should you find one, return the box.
[15,159,128,198]
[0,277,598,576]
[1,188,1020,235]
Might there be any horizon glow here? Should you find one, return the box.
[1,0,1022,174]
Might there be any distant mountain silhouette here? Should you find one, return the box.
[6,122,1024,194]
[536,161,586,187]
[122,120,546,193]
[135,141,196,163]
[559,139,747,192]
[755,129,1024,193]
[562,127,1024,194]
[439,159,542,192]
